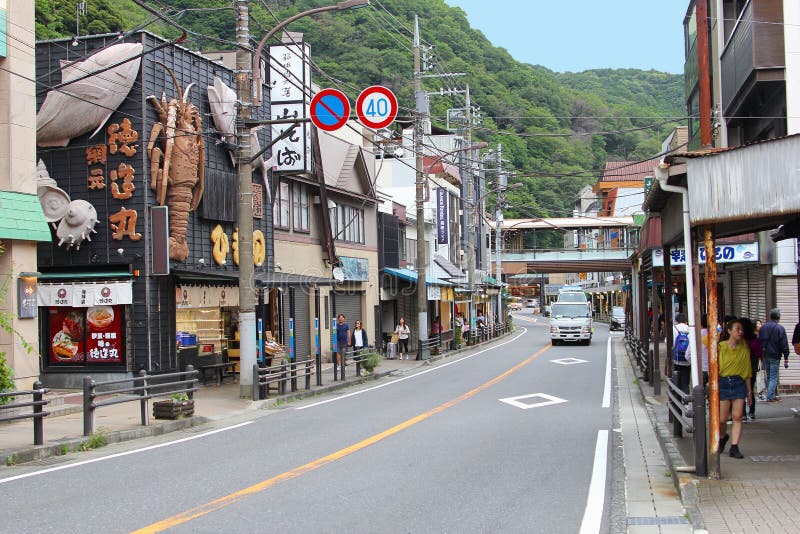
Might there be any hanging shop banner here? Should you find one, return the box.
[48,307,85,363]
[39,282,133,307]
[437,188,449,245]
[427,285,442,301]
[85,305,124,363]
[268,42,312,174]
[176,285,239,309]
[340,256,369,281]
[652,242,758,267]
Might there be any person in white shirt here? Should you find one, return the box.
[395,317,411,359]
[350,320,368,353]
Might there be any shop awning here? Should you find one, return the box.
[0,191,51,242]
[256,272,339,286]
[39,270,132,279]
[383,267,453,286]
[481,276,501,287]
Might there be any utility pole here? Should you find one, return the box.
[464,85,476,331]
[235,0,256,397]
[414,15,429,359]
[495,143,506,324]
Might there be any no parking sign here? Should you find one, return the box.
[310,88,351,131]
[356,85,398,130]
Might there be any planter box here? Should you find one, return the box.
[153,400,194,420]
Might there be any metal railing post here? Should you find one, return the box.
[252,364,260,401]
[291,361,298,392]
[83,376,95,436]
[33,381,44,446]
[305,360,312,390]
[315,351,322,386]
[279,363,287,395]
[647,349,654,384]
[693,385,708,476]
[138,369,148,427]
[185,365,195,400]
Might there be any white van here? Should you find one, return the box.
[550,302,593,345]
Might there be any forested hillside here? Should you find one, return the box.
[34,0,686,223]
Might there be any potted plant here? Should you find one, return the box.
[153,392,194,419]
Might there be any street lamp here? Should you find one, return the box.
[234,0,369,398]
[415,142,487,360]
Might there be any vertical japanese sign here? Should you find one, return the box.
[86,305,124,363]
[437,188,449,244]
[268,43,312,173]
[17,275,38,319]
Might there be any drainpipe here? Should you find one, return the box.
[655,161,699,389]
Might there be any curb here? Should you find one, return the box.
[624,345,706,531]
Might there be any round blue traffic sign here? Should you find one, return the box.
[310,88,351,131]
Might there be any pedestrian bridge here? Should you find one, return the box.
[493,216,637,274]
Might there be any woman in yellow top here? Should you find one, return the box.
[718,319,752,459]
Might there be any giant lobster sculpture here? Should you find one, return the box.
[146,64,205,261]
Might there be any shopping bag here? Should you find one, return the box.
[756,369,767,396]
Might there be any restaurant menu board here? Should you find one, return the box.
[49,308,85,363]
[48,305,124,364]
[86,305,123,363]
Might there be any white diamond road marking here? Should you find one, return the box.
[550,357,588,365]
[499,393,568,410]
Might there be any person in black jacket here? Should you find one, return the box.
[350,319,368,355]
[758,308,790,402]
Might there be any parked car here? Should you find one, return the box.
[550,302,593,345]
[610,306,626,331]
[525,298,538,308]
[509,297,523,311]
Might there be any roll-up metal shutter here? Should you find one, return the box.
[731,270,748,318]
[283,287,311,360]
[776,276,799,327]
[748,268,766,323]
[332,291,364,332]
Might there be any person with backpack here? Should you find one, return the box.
[672,313,694,394]
[758,308,790,402]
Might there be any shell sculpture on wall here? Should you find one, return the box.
[35,160,99,250]
[36,43,144,147]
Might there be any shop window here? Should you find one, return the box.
[292,182,309,232]
[47,305,125,366]
[274,180,290,229]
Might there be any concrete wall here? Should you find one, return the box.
[0,2,40,389]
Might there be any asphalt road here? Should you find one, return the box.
[0,310,621,534]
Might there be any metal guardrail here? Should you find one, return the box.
[83,367,198,436]
[252,358,314,400]
[0,382,49,445]
[666,379,694,434]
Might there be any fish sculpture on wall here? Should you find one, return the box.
[207,76,268,194]
[37,42,143,147]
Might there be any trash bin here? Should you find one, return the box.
[386,342,398,360]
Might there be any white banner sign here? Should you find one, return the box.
[652,242,758,267]
[176,285,238,309]
[268,42,312,174]
[427,285,442,301]
[38,282,133,307]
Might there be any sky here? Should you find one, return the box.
[443,1,688,74]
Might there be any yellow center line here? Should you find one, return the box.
[132,343,551,533]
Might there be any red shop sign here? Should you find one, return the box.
[49,308,85,363]
[85,305,124,363]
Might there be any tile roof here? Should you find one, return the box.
[599,158,659,182]
[0,191,52,242]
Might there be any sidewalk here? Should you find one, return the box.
[0,342,487,466]
[627,341,800,533]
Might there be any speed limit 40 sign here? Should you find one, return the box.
[356,85,398,130]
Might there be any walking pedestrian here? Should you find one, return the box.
[395,317,410,359]
[462,313,470,343]
[758,308,790,402]
[335,314,350,372]
[792,320,800,355]
[740,318,762,420]
[672,313,693,394]
[350,319,368,355]
[718,319,751,459]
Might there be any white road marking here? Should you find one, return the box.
[550,357,588,365]
[0,421,254,485]
[296,328,529,410]
[498,393,567,410]
[603,337,612,408]
[579,429,609,534]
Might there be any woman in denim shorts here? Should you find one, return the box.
[717,319,752,459]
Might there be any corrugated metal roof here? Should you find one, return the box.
[599,158,659,182]
[0,191,52,242]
